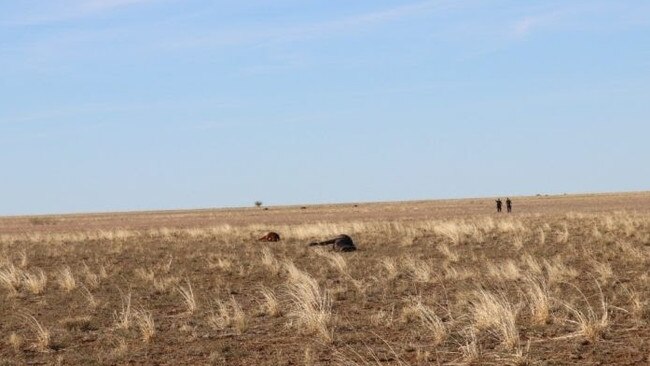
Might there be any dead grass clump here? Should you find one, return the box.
[81,262,101,289]
[260,248,281,276]
[459,328,482,364]
[7,332,24,352]
[497,219,525,233]
[208,297,248,334]
[107,337,128,360]
[0,263,22,295]
[543,258,578,285]
[511,233,524,250]
[22,269,47,295]
[471,290,520,349]
[230,297,248,334]
[113,291,132,329]
[591,260,614,283]
[8,332,23,352]
[537,228,546,245]
[325,252,349,276]
[487,260,521,281]
[521,254,543,275]
[284,262,333,342]
[134,308,155,342]
[57,266,77,292]
[620,285,647,322]
[555,224,569,244]
[412,300,447,345]
[153,275,180,293]
[134,267,155,282]
[177,280,197,315]
[207,256,233,271]
[402,256,435,283]
[615,239,644,259]
[208,299,232,330]
[434,221,476,245]
[525,276,551,326]
[562,283,609,342]
[156,255,174,274]
[438,242,460,262]
[370,308,395,327]
[60,316,93,331]
[591,225,602,240]
[17,250,28,268]
[443,264,474,281]
[381,257,399,280]
[80,285,98,308]
[259,286,281,317]
[22,314,50,352]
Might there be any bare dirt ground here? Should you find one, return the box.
[1,192,650,365]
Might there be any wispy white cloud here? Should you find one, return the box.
[163,0,461,49]
[509,2,650,40]
[512,12,564,39]
[2,0,160,26]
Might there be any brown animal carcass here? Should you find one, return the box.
[258,232,281,242]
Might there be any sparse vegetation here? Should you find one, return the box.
[0,193,649,364]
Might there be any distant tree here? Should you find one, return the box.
[254,201,263,208]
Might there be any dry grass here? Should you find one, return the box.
[1,194,649,364]
[133,308,155,342]
[80,285,98,308]
[285,262,333,342]
[208,298,232,331]
[459,328,482,364]
[113,291,132,329]
[230,297,248,334]
[412,300,447,345]
[525,276,551,326]
[57,266,77,292]
[380,257,399,280]
[402,256,435,283]
[177,280,197,314]
[8,332,23,352]
[471,289,520,350]
[0,263,22,295]
[260,247,281,276]
[208,296,248,334]
[23,268,47,295]
[22,314,50,352]
[259,286,281,317]
[562,282,610,342]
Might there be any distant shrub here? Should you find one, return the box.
[254,201,263,208]
[29,217,57,226]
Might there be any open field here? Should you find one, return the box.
[1,192,650,365]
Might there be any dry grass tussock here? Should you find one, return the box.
[208,296,248,334]
[471,289,520,350]
[22,313,50,352]
[133,308,155,342]
[561,281,610,343]
[177,280,197,314]
[284,261,333,342]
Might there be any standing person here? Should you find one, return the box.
[506,198,512,213]
[496,199,502,213]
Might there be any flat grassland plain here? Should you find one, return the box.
[1,192,650,365]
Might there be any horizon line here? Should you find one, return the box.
[2,189,648,219]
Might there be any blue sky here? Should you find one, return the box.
[1,0,649,215]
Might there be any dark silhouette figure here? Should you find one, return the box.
[258,232,281,242]
[506,198,512,213]
[308,234,356,252]
[496,199,503,213]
